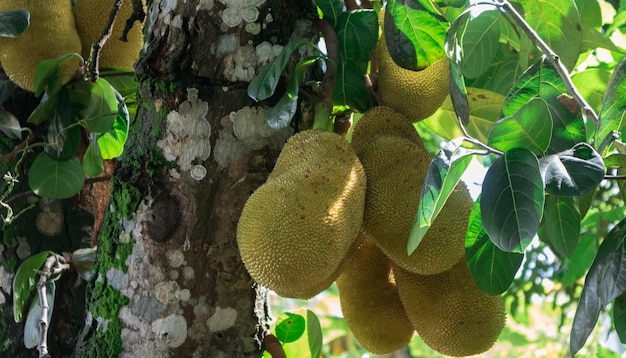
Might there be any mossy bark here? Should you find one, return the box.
[76,1,317,357]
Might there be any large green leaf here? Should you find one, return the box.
[454,9,501,79]
[12,251,54,322]
[97,88,130,159]
[570,250,602,356]
[408,138,473,254]
[385,0,449,70]
[574,0,601,28]
[481,148,544,253]
[571,68,612,115]
[336,10,378,64]
[34,53,80,97]
[27,92,57,125]
[28,153,85,199]
[314,0,343,26]
[539,194,580,259]
[44,88,80,161]
[516,0,582,71]
[332,59,370,112]
[488,97,552,154]
[538,143,605,196]
[615,293,626,344]
[562,232,598,287]
[597,56,626,155]
[466,198,524,295]
[0,9,29,38]
[83,142,104,177]
[83,77,118,133]
[275,312,306,343]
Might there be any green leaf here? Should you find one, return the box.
[306,310,323,358]
[445,15,469,126]
[581,24,624,53]
[28,153,85,199]
[539,143,605,196]
[570,250,602,356]
[83,78,118,133]
[385,0,449,70]
[571,68,612,115]
[45,88,80,161]
[275,312,306,343]
[408,138,473,254]
[574,0,602,28]
[97,94,130,159]
[0,107,22,140]
[336,10,378,63]
[83,142,104,177]
[0,9,29,38]
[314,0,343,26]
[247,38,309,102]
[614,293,626,344]
[332,59,371,112]
[480,148,544,253]
[23,281,56,349]
[539,194,580,259]
[34,53,80,97]
[466,198,524,295]
[103,72,138,98]
[597,56,626,154]
[455,9,501,79]
[12,251,54,322]
[488,97,552,154]
[516,0,582,71]
[27,92,57,125]
[562,232,598,287]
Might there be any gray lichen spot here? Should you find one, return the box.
[190,165,207,181]
[154,280,181,305]
[230,106,294,150]
[106,268,129,292]
[218,0,266,28]
[152,314,188,348]
[255,42,283,67]
[223,45,257,82]
[167,250,185,268]
[207,306,238,332]
[36,199,64,236]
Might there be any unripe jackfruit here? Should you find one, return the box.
[394,258,506,356]
[0,0,82,92]
[376,20,450,122]
[336,234,414,354]
[357,134,471,275]
[350,106,420,156]
[74,0,144,69]
[237,130,366,299]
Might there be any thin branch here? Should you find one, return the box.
[0,132,33,163]
[458,115,503,155]
[89,0,124,82]
[495,0,599,125]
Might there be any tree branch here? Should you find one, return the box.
[89,0,124,82]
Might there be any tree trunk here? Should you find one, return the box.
[75,0,317,357]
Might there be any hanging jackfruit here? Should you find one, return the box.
[237,130,367,299]
[376,13,450,122]
[0,0,82,92]
[394,258,506,356]
[74,0,144,69]
[350,106,420,156]
[336,234,414,354]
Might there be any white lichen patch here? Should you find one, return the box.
[0,265,14,297]
[167,250,185,268]
[157,88,211,172]
[245,22,261,35]
[16,236,30,259]
[197,0,215,10]
[207,306,238,332]
[106,268,129,291]
[223,45,257,82]
[190,165,207,181]
[255,42,283,67]
[230,106,294,150]
[183,266,195,281]
[154,280,181,305]
[176,288,191,302]
[36,212,64,236]
[219,0,266,28]
[152,314,188,348]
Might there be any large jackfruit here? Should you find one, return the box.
[0,0,82,92]
[394,258,506,356]
[336,234,414,354]
[350,106,420,156]
[357,133,471,275]
[74,0,144,69]
[376,13,450,122]
[237,130,366,299]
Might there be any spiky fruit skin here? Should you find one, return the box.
[336,235,414,354]
[0,0,82,92]
[356,133,470,275]
[376,29,450,122]
[237,130,366,299]
[74,0,144,69]
[394,258,506,356]
[350,106,420,156]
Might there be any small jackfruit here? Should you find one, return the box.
[74,0,144,69]
[357,134,470,275]
[0,0,82,92]
[394,258,506,356]
[350,106,420,156]
[237,130,366,299]
[336,234,414,354]
[376,18,450,122]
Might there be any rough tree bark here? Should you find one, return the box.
[71,0,318,357]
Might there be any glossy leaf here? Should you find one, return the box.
[332,59,370,112]
[581,24,623,53]
[314,0,343,26]
[597,56,626,155]
[575,0,602,28]
[562,232,598,287]
[28,153,85,199]
[0,9,29,38]
[445,22,469,126]
[83,78,118,133]
[306,310,323,358]
[481,148,544,253]
[454,9,501,79]
[247,38,309,102]
[34,53,80,97]
[27,92,57,125]
[23,281,56,349]
[570,252,602,356]
[571,68,612,115]
[275,312,306,343]
[83,142,104,177]
[408,138,473,254]
[466,198,524,295]
[45,88,80,161]
[539,143,605,196]
[336,10,378,63]
[97,88,130,159]
[0,107,22,139]
[615,293,626,344]
[385,0,448,70]
[12,251,54,322]
[488,97,552,154]
[540,194,580,259]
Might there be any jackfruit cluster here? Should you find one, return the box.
[0,0,144,92]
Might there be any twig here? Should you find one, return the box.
[36,255,70,358]
[121,0,146,42]
[0,132,33,163]
[458,115,503,155]
[494,0,599,125]
[89,0,124,82]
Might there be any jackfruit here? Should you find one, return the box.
[237,130,366,299]
[357,134,471,275]
[394,258,506,356]
[0,0,82,92]
[376,17,450,122]
[74,0,144,69]
[336,234,414,354]
[350,106,420,156]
